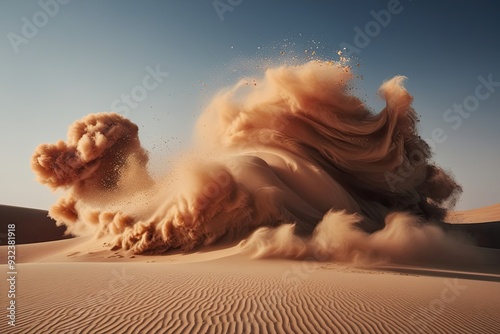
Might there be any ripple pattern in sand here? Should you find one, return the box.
[3,262,500,334]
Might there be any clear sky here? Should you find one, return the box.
[1,0,499,210]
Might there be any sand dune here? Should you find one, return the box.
[1,204,500,333]
[0,205,70,245]
[446,203,500,224]
[444,204,500,249]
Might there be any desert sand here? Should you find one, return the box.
[3,61,500,333]
[1,204,500,334]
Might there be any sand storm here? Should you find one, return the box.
[31,60,472,265]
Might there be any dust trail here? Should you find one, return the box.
[242,210,480,266]
[32,60,472,264]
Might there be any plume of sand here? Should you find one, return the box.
[32,61,466,262]
[241,210,481,266]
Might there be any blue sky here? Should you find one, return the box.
[1,0,499,210]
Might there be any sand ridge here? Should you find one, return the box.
[446,203,500,224]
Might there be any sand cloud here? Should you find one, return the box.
[32,60,472,265]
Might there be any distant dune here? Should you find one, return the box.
[445,203,500,249]
[446,203,500,223]
[0,204,71,245]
